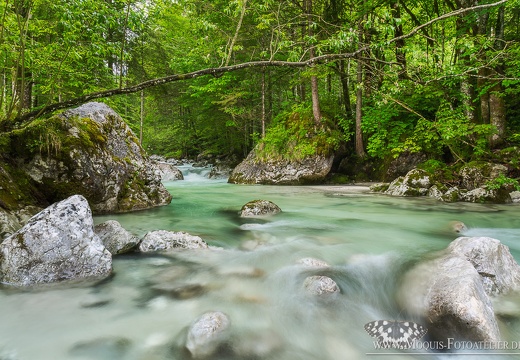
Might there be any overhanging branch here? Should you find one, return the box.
[13,0,509,126]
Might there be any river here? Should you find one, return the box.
[1,165,520,359]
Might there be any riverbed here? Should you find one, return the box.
[1,166,520,359]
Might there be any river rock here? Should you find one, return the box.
[0,195,112,286]
[303,275,340,295]
[185,311,231,358]
[398,255,500,343]
[397,236,520,343]
[228,149,333,185]
[94,220,140,255]
[460,163,508,191]
[69,336,131,359]
[239,200,281,217]
[14,102,171,214]
[139,230,208,252]
[461,187,511,204]
[448,236,520,296]
[296,257,330,268]
[384,169,431,197]
[155,162,184,181]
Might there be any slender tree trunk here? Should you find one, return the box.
[391,0,407,79]
[489,5,506,147]
[305,0,322,126]
[261,69,266,138]
[140,89,144,145]
[355,17,366,158]
[338,60,352,119]
[225,0,247,67]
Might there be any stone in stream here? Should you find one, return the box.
[12,102,172,214]
[185,311,231,358]
[69,336,132,360]
[296,257,330,268]
[303,275,340,295]
[229,149,333,185]
[239,199,281,217]
[0,195,112,286]
[94,220,140,255]
[138,230,208,252]
[398,236,520,343]
[154,161,184,181]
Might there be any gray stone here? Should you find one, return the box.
[239,200,281,217]
[448,237,520,296]
[510,191,520,203]
[94,220,140,255]
[21,102,171,214]
[139,230,208,252]
[229,149,333,185]
[154,162,184,181]
[398,255,500,343]
[398,236,520,343]
[460,163,508,191]
[303,275,340,295]
[185,311,231,358]
[296,257,330,268]
[385,169,431,197]
[461,187,511,204]
[0,195,112,286]
[69,336,131,360]
[427,185,443,200]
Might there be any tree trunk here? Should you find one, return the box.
[305,0,322,127]
[489,5,506,148]
[391,0,407,79]
[355,16,366,160]
[338,60,352,119]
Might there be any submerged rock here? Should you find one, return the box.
[14,102,171,214]
[398,236,520,343]
[95,220,140,255]
[139,230,208,252]
[239,200,281,217]
[0,195,112,286]
[69,336,132,360]
[296,257,330,268]
[185,311,231,358]
[303,275,340,295]
[229,150,333,185]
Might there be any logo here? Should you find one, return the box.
[364,320,427,349]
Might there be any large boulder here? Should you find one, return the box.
[228,150,333,185]
[398,237,520,343]
[460,163,508,191]
[139,230,208,252]
[9,102,171,214]
[448,237,520,296]
[399,254,500,343]
[0,195,112,286]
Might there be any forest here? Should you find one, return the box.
[0,0,519,174]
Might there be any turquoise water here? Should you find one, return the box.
[1,166,520,359]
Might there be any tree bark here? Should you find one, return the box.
[355,18,366,158]
[489,5,506,148]
[305,0,322,127]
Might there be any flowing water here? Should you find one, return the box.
[2,166,520,359]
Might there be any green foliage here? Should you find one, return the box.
[256,104,341,161]
[485,174,520,191]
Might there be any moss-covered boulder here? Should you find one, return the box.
[229,149,333,185]
[3,102,171,214]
